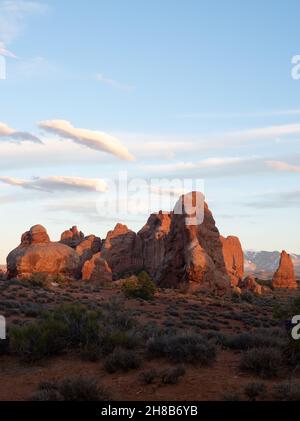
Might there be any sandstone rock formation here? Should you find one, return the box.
[156,192,231,294]
[82,252,112,283]
[75,235,101,266]
[6,192,247,294]
[239,275,262,295]
[220,236,244,286]
[138,211,171,278]
[21,224,50,245]
[60,226,84,248]
[7,225,81,279]
[272,250,297,289]
[101,223,143,279]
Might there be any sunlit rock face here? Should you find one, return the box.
[7,225,81,279]
[156,192,231,295]
[220,235,244,286]
[81,252,112,283]
[138,211,172,279]
[101,223,143,279]
[272,250,298,289]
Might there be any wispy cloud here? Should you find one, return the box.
[266,160,300,173]
[245,190,300,209]
[125,124,300,159]
[96,73,135,92]
[0,175,108,193]
[39,120,134,161]
[177,109,300,119]
[144,157,246,173]
[0,122,41,143]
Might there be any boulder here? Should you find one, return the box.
[138,211,171,278]
[101,223,143,279]
[60,226,84,248]
[82,253,112,283]
[239,275,262,295]
[272,250,297,289]
[7,225,81,279]
[220,235,244,286]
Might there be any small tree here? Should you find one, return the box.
[122,271,156,301]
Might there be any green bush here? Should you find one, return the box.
[100,330,140,355]
[9,302,141,363]
[122,271,156,301]
[10,319,68,362]
[10,304,103,362]
[240,347,283,378]
[104,348,142,373]
[147,332,216,365]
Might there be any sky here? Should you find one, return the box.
[0,0,300,262]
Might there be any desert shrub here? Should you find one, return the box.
[224,331,286,351]
[0,337,10,356]
[25,272,49,287]
[244,382,267,401]
[161,365,186,384]
[222,392,242,401]
[10,304,104,362]
[272,382,300,401]
[147,332,216,365]
[42,304,102,348]
[50,274,69,285]
[240,347,283,378]
[30,387,64,401]
[204,331,228,347]
[104,348,142,373]
[80,343,101,362]
[30,377,110,401]
[140,368,157,385]
[100,329,140,356]
[102,300,136,331]
[22,303,41,317]
[10,319,68,362]
[122,271,156,301]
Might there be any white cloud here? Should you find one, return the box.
[266,160,300,173]
[144,157,247,173]
[38,120,134,161]
[96,73,135,92]
[0,122,41,143]
[0,175,108,193]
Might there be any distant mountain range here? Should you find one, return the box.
[244,250,300,277]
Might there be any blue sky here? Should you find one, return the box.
[0,0,300,262]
